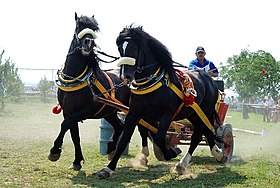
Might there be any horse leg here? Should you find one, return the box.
[49,107,92,163]
[95,114,138,178]
[48,116,76,162]
[173,116,203,175]
[138,125,149,157]
[127,125,149,168]
[153,113,182,161]
[203,126,228,163]
[104,113,124,160]
[68,123,84,171]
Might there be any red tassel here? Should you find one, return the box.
[184,95,195,106]
[52,105,62,114]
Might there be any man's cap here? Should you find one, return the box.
[196,46,205,53]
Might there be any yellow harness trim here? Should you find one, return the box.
[130,73,215,133]
[59,66,88,83]
[132,66,161,86]
[94,79,122,104]
[92,71,122,116]
[131,81,163,95]
[57,66,89,91]
[57,82,88,91]
[190,102,215,132]
[139,119,158,133]
[168,82,185,100]
[168,82,215,132]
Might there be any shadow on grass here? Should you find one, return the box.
[191,155,247,166]
[71,156,247,188]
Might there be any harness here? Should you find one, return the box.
[56,66,91,91]
[130,69,216,133]
[56,67,122,116]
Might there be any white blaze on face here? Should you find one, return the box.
[122,41,129,55]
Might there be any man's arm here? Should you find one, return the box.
[208,62,219,77]
[188,60,197,70]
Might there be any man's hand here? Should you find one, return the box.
[208,71,218,77]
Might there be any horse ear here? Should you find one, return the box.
[75,12,78,21]
[92,15,95,19]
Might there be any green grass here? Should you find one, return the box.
[0,96,280,187]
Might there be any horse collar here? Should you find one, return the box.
[56,66,93,92]
[130,66,167,94]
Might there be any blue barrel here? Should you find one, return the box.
[99,118,129,156]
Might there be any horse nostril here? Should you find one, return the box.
[84,38,93,45]
[84,38,89,44]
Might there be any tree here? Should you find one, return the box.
[0,50,24,104]
[220,49,280,102]
[38,76,53,102]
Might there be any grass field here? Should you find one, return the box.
[0,96,280,187]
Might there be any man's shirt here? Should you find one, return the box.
[189,58,218,74]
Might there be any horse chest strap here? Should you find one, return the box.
[190,102,215,132]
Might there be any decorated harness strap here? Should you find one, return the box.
[169,71,215,133]
[175,69,196,106]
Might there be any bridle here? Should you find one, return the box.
[119,37,160,74]
[67,26,98,57]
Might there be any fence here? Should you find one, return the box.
[244,103,280,123]
[18,68,57,85]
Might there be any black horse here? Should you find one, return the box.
[96,25,227,178]
[48,14,150,170]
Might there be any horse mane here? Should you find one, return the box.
[78,15,100,32]
[117,25,177,83]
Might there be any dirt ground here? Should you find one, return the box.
[0,97,143,149]
[1,97,280,161]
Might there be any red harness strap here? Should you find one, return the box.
[175,69,195,106]
[171,70,196,119]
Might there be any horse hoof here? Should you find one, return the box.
[95,167,113,179]
[108,150,116,161]
[48,152,61,162]
[172,164,185,175]
[220,154,228,163]
[69,164,82,171]
[153,143,165,161]
[128,153,148,169]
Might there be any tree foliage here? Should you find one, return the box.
[220,49,280,102]
[38,76,53,101]
[0,50,24,103]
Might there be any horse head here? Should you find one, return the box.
[116,25,177,86]
[69,12,100,56]
[116,26,153,85]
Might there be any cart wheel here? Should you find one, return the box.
[216,124,234,162]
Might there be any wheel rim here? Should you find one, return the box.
[224,131,233,156]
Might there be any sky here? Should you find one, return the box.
[0,0,279,84]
